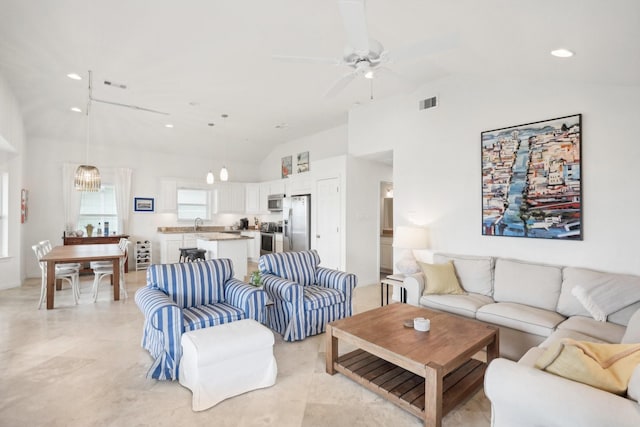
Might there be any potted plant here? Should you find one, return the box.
[249,271,262,287]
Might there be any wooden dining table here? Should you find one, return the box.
[40,243,125,309]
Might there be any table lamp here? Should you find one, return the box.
[393,226,429,274]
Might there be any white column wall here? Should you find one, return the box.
[349,75,640,275]
[0,74,25,289]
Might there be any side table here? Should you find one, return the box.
[380,274,406,306]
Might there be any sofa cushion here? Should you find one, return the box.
[258,250,320,287]
[147,259,231,307]
[608,302,640,327]
[557,267,640,321]
[518,347,546,367]
[622,309,640,344]
[572,278,640,322]
[419,293,493,319]
[535,339,640,395]
[557,316,626,343]
[493,258,562,311]
[303,285,345,310]
[182,302,245,331]
[418,261,465,295]
[540,329,609,349]
[433,253,494,296]
[477,302,565,337]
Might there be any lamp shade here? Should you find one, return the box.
[219,166,228,182]
[206,171,214,184]
[393,226,428,249]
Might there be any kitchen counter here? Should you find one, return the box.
[196,232,252,241]
[197,237,248,280]
[157,226,259,234]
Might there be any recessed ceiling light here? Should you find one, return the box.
[70,107,82,113]
[551,49,574,58]
[67,73,82,80]
[165,124,174,128]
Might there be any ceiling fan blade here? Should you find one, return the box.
[384,33,459,64]
[338,0,370,56]
[91,97,170,115]
[324,71,358,98]
[272,54,341,65]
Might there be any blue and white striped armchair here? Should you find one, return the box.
[259,250,357,342]
[134,258,266,380]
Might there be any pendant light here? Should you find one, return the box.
[205,122,215,184]
[219,114,229,181]
[74,70,101,191]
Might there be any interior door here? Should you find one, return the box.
[316,178,341,270]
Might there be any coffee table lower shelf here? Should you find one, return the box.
[334,349,486,421]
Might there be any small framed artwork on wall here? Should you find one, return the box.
[297,151,309,173]
[282,155,292,178]
[134,197,155,212]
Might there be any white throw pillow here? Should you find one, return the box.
[622,309,640,344]
[573,283,640,322]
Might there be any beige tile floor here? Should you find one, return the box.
[0,270,491,427]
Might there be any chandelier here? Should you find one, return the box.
[74,70,101,191]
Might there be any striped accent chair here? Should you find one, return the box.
[259,250,357,342]
[134,258,266,380]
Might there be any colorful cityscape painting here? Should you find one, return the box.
[481,114,582,240]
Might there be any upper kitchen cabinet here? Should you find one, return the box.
[159,178,177,212]
[245,183,261,214]
[214,182,245,213]
[268,179,287,196]
[288,174,312,195]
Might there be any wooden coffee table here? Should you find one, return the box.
[326,304,499,427]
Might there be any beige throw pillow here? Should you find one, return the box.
[419,261,465,296]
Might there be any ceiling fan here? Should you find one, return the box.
[273,0,457,98]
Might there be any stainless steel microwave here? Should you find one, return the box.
[267,194,284,212]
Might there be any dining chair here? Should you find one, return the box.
[90,238,128,269]
[32,243,80,309]
[91,240,129,302]
[39,240,82,272]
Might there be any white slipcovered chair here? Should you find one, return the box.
[32,242,80,308]
[91,239,129,302]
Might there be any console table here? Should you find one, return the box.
[63,234,130,273]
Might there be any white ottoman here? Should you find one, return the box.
[179,319,277,411]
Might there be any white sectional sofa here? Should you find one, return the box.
[403,253,640,425]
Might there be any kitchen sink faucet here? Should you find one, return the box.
[194,217,203,232]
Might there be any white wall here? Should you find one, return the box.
[0,74,25,289]
[346,156,392,285]
[23,137,261,277]
[258,125,348,181]
[349,75,640,275]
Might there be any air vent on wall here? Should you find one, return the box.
[419,96,438,110]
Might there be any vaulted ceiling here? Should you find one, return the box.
[1,0,638,163]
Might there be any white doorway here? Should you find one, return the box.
[380,182,394,275]
[316,177,341,270]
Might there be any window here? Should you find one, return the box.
[78,184,119,235]
[177,188,210,220]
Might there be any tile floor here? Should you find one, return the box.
[0,270,491,427]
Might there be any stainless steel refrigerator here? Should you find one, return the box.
[283,194,311,252]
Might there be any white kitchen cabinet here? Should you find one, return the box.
[268,179,288,196]
[275,233,283,253]
[214,182,245,213]
[241,230,261,261]
[259,182,270,213]
[289,174,312,195]
[160,233,183,264]
[380,236,393,272]
[159,178,177,212]
[245,183,261,214]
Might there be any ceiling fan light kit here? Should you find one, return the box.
[75,70,101,192]
[273,0,456,98]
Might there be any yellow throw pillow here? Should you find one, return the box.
[535,338,640,395]
[419,261,465,295]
